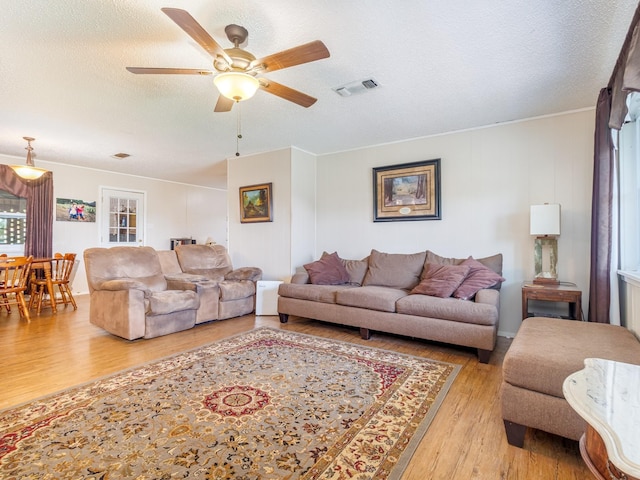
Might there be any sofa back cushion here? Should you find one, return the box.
[84,246,167,292]
[362,249,427,290]
[175,244,233,281]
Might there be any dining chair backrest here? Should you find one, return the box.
[51,253,76,282]
[0,256,33,291]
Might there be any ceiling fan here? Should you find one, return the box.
[126,8,330,112]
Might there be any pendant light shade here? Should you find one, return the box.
[11,137,48,180]
[214,72,259,102]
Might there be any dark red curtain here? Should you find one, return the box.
[588,89,614,323]
[590,4,640,323]
[0,164,53,258]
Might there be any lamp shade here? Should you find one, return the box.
[214,72,259,102]
[530,204,561,236]
[10,136,48,180]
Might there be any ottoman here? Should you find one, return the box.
[501,317,640,447]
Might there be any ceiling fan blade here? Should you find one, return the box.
[250,40,330,73]
[126,67,213,75]
[161,8,232,65]
[258,79,317,108]
[214,95,235,112]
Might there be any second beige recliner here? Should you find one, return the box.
[160,244,262,323]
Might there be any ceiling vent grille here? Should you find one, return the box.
[333,78,379,97]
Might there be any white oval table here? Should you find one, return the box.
[563,358,640,480]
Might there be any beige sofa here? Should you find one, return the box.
[85,245,262,340]
[278,249,504,363]
[157,244,262,323]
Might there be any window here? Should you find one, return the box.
[619,100,640,272]
[0,190,27,253]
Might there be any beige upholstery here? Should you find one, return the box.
[84,246,199,340]
[501,317,640,446]
[159,244,262,322]
[278,251,502,363]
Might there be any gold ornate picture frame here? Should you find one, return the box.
[239,183,273,223]
[373,159,441,222]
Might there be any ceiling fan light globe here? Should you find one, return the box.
[214,72,259,102]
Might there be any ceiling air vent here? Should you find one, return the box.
[333,78,380,97]
[112,153,130,159]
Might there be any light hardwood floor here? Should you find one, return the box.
[0,295,592,479]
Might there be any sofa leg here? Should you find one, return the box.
[477,348,491,364]
[503,420,526,448]
[279,313,289,324]
[359,328,371,340]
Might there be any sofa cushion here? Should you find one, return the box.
[335,286,407,313]
[396,294,498,326]
[425,251,503,290]
[362,249,426,290]
[304,252,350,285]
[341,257,369,286]
[219,280,255,301]
[503,317,640,399]
[453,257,506,300]
[278,283,355,304]
[410,264,470,298]
[146,290,199,315]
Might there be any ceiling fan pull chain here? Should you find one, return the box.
[236,101,242,157]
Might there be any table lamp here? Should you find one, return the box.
[530,204,560,285]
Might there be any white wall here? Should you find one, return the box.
[227,148,294,281]
[0,155,227,294]
[315,110,595,337]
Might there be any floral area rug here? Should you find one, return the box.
[0,327,460,479]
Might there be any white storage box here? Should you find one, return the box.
[255,280,283,315]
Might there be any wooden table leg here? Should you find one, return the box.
[42,262,57,314]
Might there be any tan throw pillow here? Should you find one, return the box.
[453,257,505,300]
[304,252,351,285]
[362,249,427,290]
[411,264,471,298]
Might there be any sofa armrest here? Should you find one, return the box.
[291,267,310,284]
[97,278,151,294]
[225,267,262,282]
[475,288,500,308]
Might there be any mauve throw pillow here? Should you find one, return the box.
[304,252,351,285]
[425,250,503,290]
[410,264,471,298]
[453,257,506,300]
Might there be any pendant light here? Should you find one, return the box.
[11,137,48,180]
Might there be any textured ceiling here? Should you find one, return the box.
[0,1,637,188]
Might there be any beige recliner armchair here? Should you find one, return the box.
[84,246,200,340]
[159,244,262,322]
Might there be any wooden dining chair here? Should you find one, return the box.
[29,253,78,314]
[0,256,34,321]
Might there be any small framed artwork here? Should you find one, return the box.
[373,159,441,222]
[239,182,273,223]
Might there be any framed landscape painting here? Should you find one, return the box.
[373,159,441,222]
[239,183,273,223]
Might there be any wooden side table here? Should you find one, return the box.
[521,282,582,320]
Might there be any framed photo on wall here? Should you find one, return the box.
[239,182,273,223]
[373,159,441,222]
